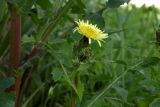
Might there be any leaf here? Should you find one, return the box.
[30,9,40,25]
[139,80,156,92]
[0,0,6,22]
[86,11,105,29]
[150,98,160,107]
[77,64,88,74]
[22,35,35,44]
[114,60,127,66]
[0,12,9,36]
[71,0,85,14]
[113,86,128,101]
[138,69,151,79]
[77,82,84,101]
[20,0,36,15]
[0,33,9,58]
[51,68,63,81]
[0,77,15,91]
[54,52,72,67]
[141,57,160,67]
[75,0,85,8]
[106,0,130,8]
[36,0,52,10]
[0,92,15,107]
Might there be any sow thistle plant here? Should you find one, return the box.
[74,19,108,47]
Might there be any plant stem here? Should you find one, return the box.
[70,75,79,107]
[20,0,73,66]
[9,4,22,107]
[70,91,75,107]
[9,5,21,69]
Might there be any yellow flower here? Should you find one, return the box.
[74,19,108,47]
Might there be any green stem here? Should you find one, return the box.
[70,74,80,107]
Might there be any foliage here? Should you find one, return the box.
[0,0,160,107]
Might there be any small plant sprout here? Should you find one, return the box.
[74,19,108,47]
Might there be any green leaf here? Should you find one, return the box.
[51,68,63,81]
[71,0,85,14]
[77,82,84,101]
[0,92,15,107]
[139,80,156,91]
[54,52,72,67]
[113,86,128,101]
[86,11,105,29]
[150,98,160,107]
[0,34,10,57]
[75,0,85,8]
[20,0,37,15]
[30,9,40,25]
[114,60,127,66]
[0,0,6,22]
[0,77,15,91]
[141,57,160,67]
[22,35,35,44]
[106,0,130,8]
[0,13,9,38]
[36,0,52,10]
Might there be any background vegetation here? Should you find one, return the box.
[0,0,160,107]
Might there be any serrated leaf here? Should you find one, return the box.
[0,77,15,91]
[106,0,130,8]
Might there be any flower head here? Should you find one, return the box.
[74,19,108,47]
